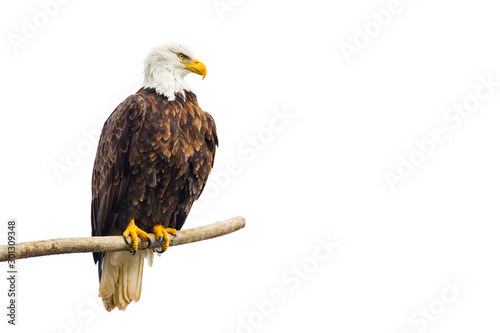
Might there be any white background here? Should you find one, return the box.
[1,0,500,332]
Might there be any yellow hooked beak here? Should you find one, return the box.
[183,59,207,79]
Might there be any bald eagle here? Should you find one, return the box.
[91,43,218,311]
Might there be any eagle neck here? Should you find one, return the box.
[142,64,191,102]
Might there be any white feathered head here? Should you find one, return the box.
[143,43,207,101]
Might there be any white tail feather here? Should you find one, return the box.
[99,249,154,311]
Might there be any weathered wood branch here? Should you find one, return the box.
[0,216,245,262]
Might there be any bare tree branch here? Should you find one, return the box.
[0,216,245,262]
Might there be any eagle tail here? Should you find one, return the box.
[99,249,154,311]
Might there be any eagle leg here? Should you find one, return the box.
[122,219,152,255]
[152,224,177,253]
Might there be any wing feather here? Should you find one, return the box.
[91,94,146,277]
[204,111,218,169]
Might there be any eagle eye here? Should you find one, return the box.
[178,53,186,60]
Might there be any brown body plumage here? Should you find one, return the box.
[91,87,217,310]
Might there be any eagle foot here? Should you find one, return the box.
[123,219,152,255]
[152,225,177,253]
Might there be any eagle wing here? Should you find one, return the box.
[192,111,218,198]
[91,94,146,276]
[204,111,219,170]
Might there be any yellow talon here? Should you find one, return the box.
[123,219,151,251]
[152,224,177,252]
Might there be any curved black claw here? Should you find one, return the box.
[155,246,167,254]
[130,249,137,256]
[155,235,164,248]
[124,235,131,245]
[145,236,152,249]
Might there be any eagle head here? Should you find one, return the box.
[142,43,207,101]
